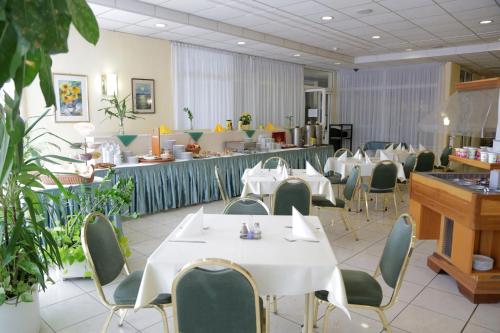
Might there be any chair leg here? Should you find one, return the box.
[393,193,399,217]
[154,305,170,333]
[383,194,388,211]
[272,295,278,314]
[312,298,320,328]
[375,308,392,333]
[341,211,359,241]
[364,192,370,221]
[118,309,128,326]
[322,304,334,333]
[266,296,271,333]
[101,308,115,333]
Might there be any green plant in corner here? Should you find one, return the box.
[183,107,194,129]
[0,0,100,311]
[98,93,142,135]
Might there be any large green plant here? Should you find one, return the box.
[0,0,99,304]
[98,93,141,133]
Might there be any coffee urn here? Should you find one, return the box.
[314,124,322,146]
[305,124,315,146]
[292,126,303,147]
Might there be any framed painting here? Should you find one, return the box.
[53,74,89,122]
[132,78,155,114]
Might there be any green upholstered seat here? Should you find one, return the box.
[114,270,171,305]
[362,161,397,194]
[224,198,269,215]
[398,153,417,184]
[315,269,383,307]
[415,151,435,172]
[174,267,261,333]
[312,196,345,208]
[273,178,311,215]
[263,156,288,169]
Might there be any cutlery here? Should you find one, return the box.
[284,225,321,230]
[283,237,319,243]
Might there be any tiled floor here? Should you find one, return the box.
[39,197,500,333]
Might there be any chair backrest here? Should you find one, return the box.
[272,177,311,215]
[391,142,408,150]
[415,150,435,172]
[333,148,353,158]
[313,154,323,174]
[370,161,398,191]
[343,165,360,201]
[81,212,125,287]
[263,156,289,169]
[378,214,415,292]
[403,153,417,179]
[223,198,270,215]
[215,165,229,203]
[363,141,392,151]
[440,146,453,167]
[172,258,262,333]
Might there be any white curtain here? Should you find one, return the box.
[173,42,304,129]
[338,63,446,153]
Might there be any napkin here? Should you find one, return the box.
[365,155,372,164]
[337,151,348,161]
[249,161,262,175]
[353,149,363,160]
[291,207,318,241]
[409,145,416,153]
[278,165,289,180]
[160,125,173,134]
[379,151,391,161]
[214,123,225,132]
[306,161,320,176]
[266,122,275,131]
[385,145,394,152]
[175,207,205,240]
[395,143,402,151]
[419,144,426,151]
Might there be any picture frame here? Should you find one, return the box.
[132,78,155,114]
[53,73,90,123]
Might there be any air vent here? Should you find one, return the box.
[357,9,373,15]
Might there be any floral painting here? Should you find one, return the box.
[53,74,89,122]
[132,78,155,114]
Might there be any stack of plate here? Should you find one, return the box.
[173,145,185,159]
[163,139,176,151]
[178,151,193,160]
[473,255,494,271]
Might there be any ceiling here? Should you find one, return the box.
[88,0,500,74]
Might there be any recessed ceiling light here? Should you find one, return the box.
[155,23,166,28]
[334,62,341,65]
[372,35,381,39]
[237,41,246,45]
[293,53,301,57]
[405,48,413,51]
[321,16,333,21]
[480,20,493,24]
[332,47,338,51]
[357,9,374,15]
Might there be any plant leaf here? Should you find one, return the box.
[38,50,55,107]
[66,0,99,45]
[0,22,18,88]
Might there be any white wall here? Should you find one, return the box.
[22,28,173,149]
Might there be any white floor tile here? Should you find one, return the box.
[316,309,384,333]
[427,274,462,296]
[463,323,498,333]
[391,304,466,333]
[58,312,138,333]
[344,252,380,272]
[39,280,86,307]
[411,288,476,321]
[403,265,437,286]
[469,303,500,332]
[124,308,166,330]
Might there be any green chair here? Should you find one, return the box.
[397,153,417,201]
[329,148,354,196]
[312,165,360,241]
[81,212,171,333]
[272,177,311,215]
[313,214,416,333]
[263,156,288,169]
[362,141,392,151]
[215,165,230,205]
[361,160,398,221]
[333,148,353,158]
[434,146,453,171]
[415,150,435,172]
[223,197,270,215]
[172,258,266,333]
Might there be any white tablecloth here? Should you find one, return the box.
[241,169,336,204]
[134,214,349,320]
[324,157,406,181]
[375,149,412,163]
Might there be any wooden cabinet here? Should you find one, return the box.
[409,172,500,303]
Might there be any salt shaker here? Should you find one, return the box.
[253,222,261,239]
[240,223,249,239]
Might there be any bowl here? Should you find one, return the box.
[473,254,494,271]
[126,156,139,164]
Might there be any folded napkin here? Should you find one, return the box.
[353,149,363,160]
[379,151,391,161]
[248,161,262,175]
[395,143,402,151]
[175,207,205,240]
[213,123,225,133]
[306,161,321,176]
[337,151,348,161]
[291,207,318,241]
[419,144,426,151]
[409,144,416,153]
[365,155,372,164]
[385,145,394,152]
[278,165,289,180]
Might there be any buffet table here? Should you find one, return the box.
[91,146,333,216]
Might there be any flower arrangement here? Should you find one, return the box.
[239,112,252,125]
[183,107,194,129]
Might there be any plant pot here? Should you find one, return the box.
[58,260,90,280]
[0,288,40,333]
[241,124,250,130]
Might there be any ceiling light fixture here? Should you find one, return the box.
[332,47,338,51]
[293,53,301,57]
[405,48,413,51]
[372,35,381,39]
[480,20,493,24]
[357,9,373,15]
[237,41,246,45]
[155,23,166,28]
[321,16,333,21]
[334,62,341,65]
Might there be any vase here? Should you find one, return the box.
[189,120,193,130]
[58,260,90,280]
[0,287,41,333]
[118,126,125,135]
[237,121,243,130]
[241,124,250,130]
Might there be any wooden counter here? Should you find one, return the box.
[409,172,500,303]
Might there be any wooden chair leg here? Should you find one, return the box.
[272,295,278,314]
[313,298,320,328]
[322,304,334,333]
[364,192,370,221]
[393,193,399,216]
[266,296,271,333]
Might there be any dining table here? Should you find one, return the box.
[134,213,350,333]
[240,168,336,205]
[374,149,414,163]
[324,156,406,181]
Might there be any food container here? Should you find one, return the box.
[480,151,489,162]
[488,152,498,164]
[473,254,494,271]
[467,147,478,159]
[126,155,139,164]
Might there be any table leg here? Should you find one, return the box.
[302,293,314,333]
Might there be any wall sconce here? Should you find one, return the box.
[101,73,117,96]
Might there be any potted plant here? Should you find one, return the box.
[183,107,194,130]
[49,169,134,279]
[99,93,142,135]
[239,112,252,130]
[0,1,99,332]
